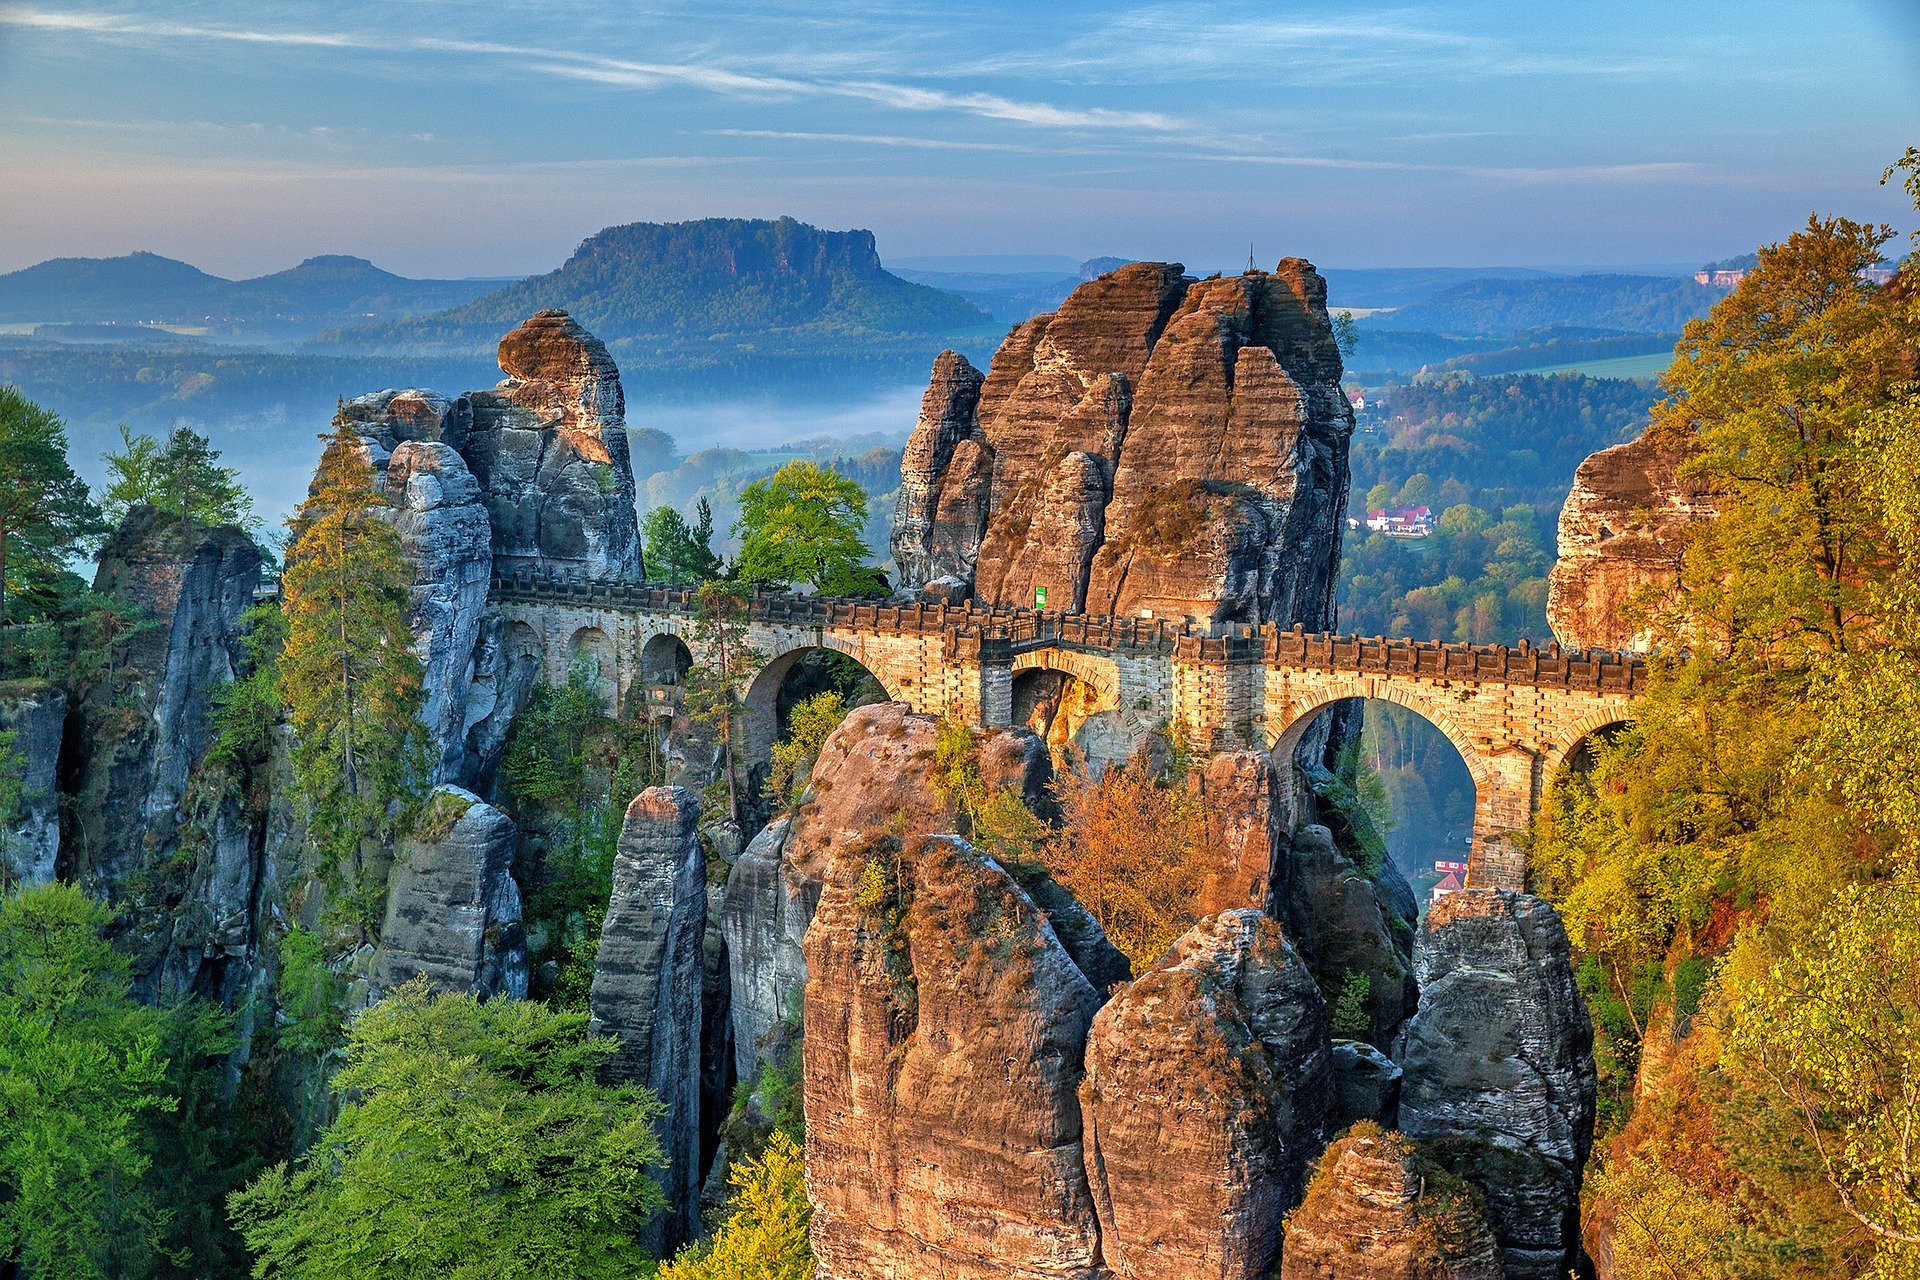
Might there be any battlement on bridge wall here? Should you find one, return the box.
[488,566,1648,694]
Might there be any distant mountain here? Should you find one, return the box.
[1363,274,1718,336]
[317,216,995,358]
[892,257,1135,324]
[1319,266,1556,311]
[0,251,503,336]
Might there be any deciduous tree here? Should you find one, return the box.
[229,979,666,1280]
[733,460,872,594]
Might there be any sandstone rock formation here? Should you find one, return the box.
[71,507,262,893]
[1546,432,1714,652]
[1282,824,1417,1047]
[1398,889,1596,1280]
[467,310,643,579]
[1281,1126,1504,1280]
[723,701,1064,1081]
[1079,909,1331,1279]
[374,785,527,998]
[1333,1039,1404,1128]
[588,786,708,1251]
[804,832,1105,1280]
[893,260,1353,627]
[0,686,64,886]
[385,441,493,782]
[1196,749,1285,916]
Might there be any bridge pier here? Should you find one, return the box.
[1466,747,1543,890]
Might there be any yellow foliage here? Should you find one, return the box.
[658,1130,812,1280]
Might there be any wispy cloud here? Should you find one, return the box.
[708,129,1037,153]
[0,6,1192,134]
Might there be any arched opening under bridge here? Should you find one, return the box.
[567,626,617,709]
[1271,695,1481,905]
[1009,649,1134,774]
[742,645,893,782]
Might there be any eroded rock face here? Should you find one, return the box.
[1282,824,1418,1048]
[340,310,644,587]
[1080,909,1331,1280]
[722,702,1064,1082]
[1547,432,1714,652]
[804,833,1105,1280]
[385,441,493,783]
[1398,889,1596,1280]
[374,785,526,998]
[467,311,642,579]
[0,687,64,887]
[1196,749,1285,916]
[1281,1127,1504,1280]
[588,786,708,1251]
[894,260,1352,627]
[71,508,262,905]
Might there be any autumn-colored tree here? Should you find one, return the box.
[278,416,426,920]
[1044,754,1210,970]
[657,1130,812,1280]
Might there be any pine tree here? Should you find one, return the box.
[640,498,722,584]
[0,385,104,632]
[278,416,426,922]
[684,581,762,827]
[102,424,255,530]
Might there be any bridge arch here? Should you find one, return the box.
[639,632,693,686]
[1009,648,1139,772]
[1539,708,1636,789]
[741,640,907,772]
[568,626,617,708]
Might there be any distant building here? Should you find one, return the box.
[1365,505,1435,537]
[1431,858,1469,901]
[1347,388,1367,413]
[1698,263,1895,288]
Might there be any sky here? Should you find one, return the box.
[0,1,1915,279]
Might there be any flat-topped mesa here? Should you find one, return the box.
[338,309,644,584]
[892,259,1353,627]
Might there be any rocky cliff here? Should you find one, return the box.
[374,785,526,999]
[1398,888,1596,1280]
[1281,1125,1504,1280]
[1080,909,1330,1280]
[893,260,1353,626]
[588,787,709,1252]
[1546,432,1714,652]
[0,686,64,886]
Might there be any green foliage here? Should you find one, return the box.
[1330,969,1373,1040]
[499,662,661,1008]
[641,498,723,585]
[733,460,873,594]
[1338,501,1554,643]
[273,928,343,1056]
[229,979,667,1280]
[684,582,763,828]
[1315,738,1393,876]
[0,882,175,1279]
[278,415,428,924]
[658,1130,812,1280]
[207,602,286,777]
[0,383,106,631]
[102,423,256,529]
[0,728,22,884]
[767,689,847,809]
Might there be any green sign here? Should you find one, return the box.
[1034,586,1048,609]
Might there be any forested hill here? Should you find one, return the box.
[1364,272,1720,335]
[0,251,500,331]
[316,216,996,357]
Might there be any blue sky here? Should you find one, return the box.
[0,0,1914,278]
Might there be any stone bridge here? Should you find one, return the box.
[488,568,1643,890]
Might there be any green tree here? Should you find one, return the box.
[0,385,104,631]
[733,460,872,594]
[229,979,666,1280]
[0,882,175,1279]
[658,1130,812,1280]
[641,498,722,584]
[685,581,762,827]
[278,416,427,922]
[102,424,256,530]
[767,689,847,809]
